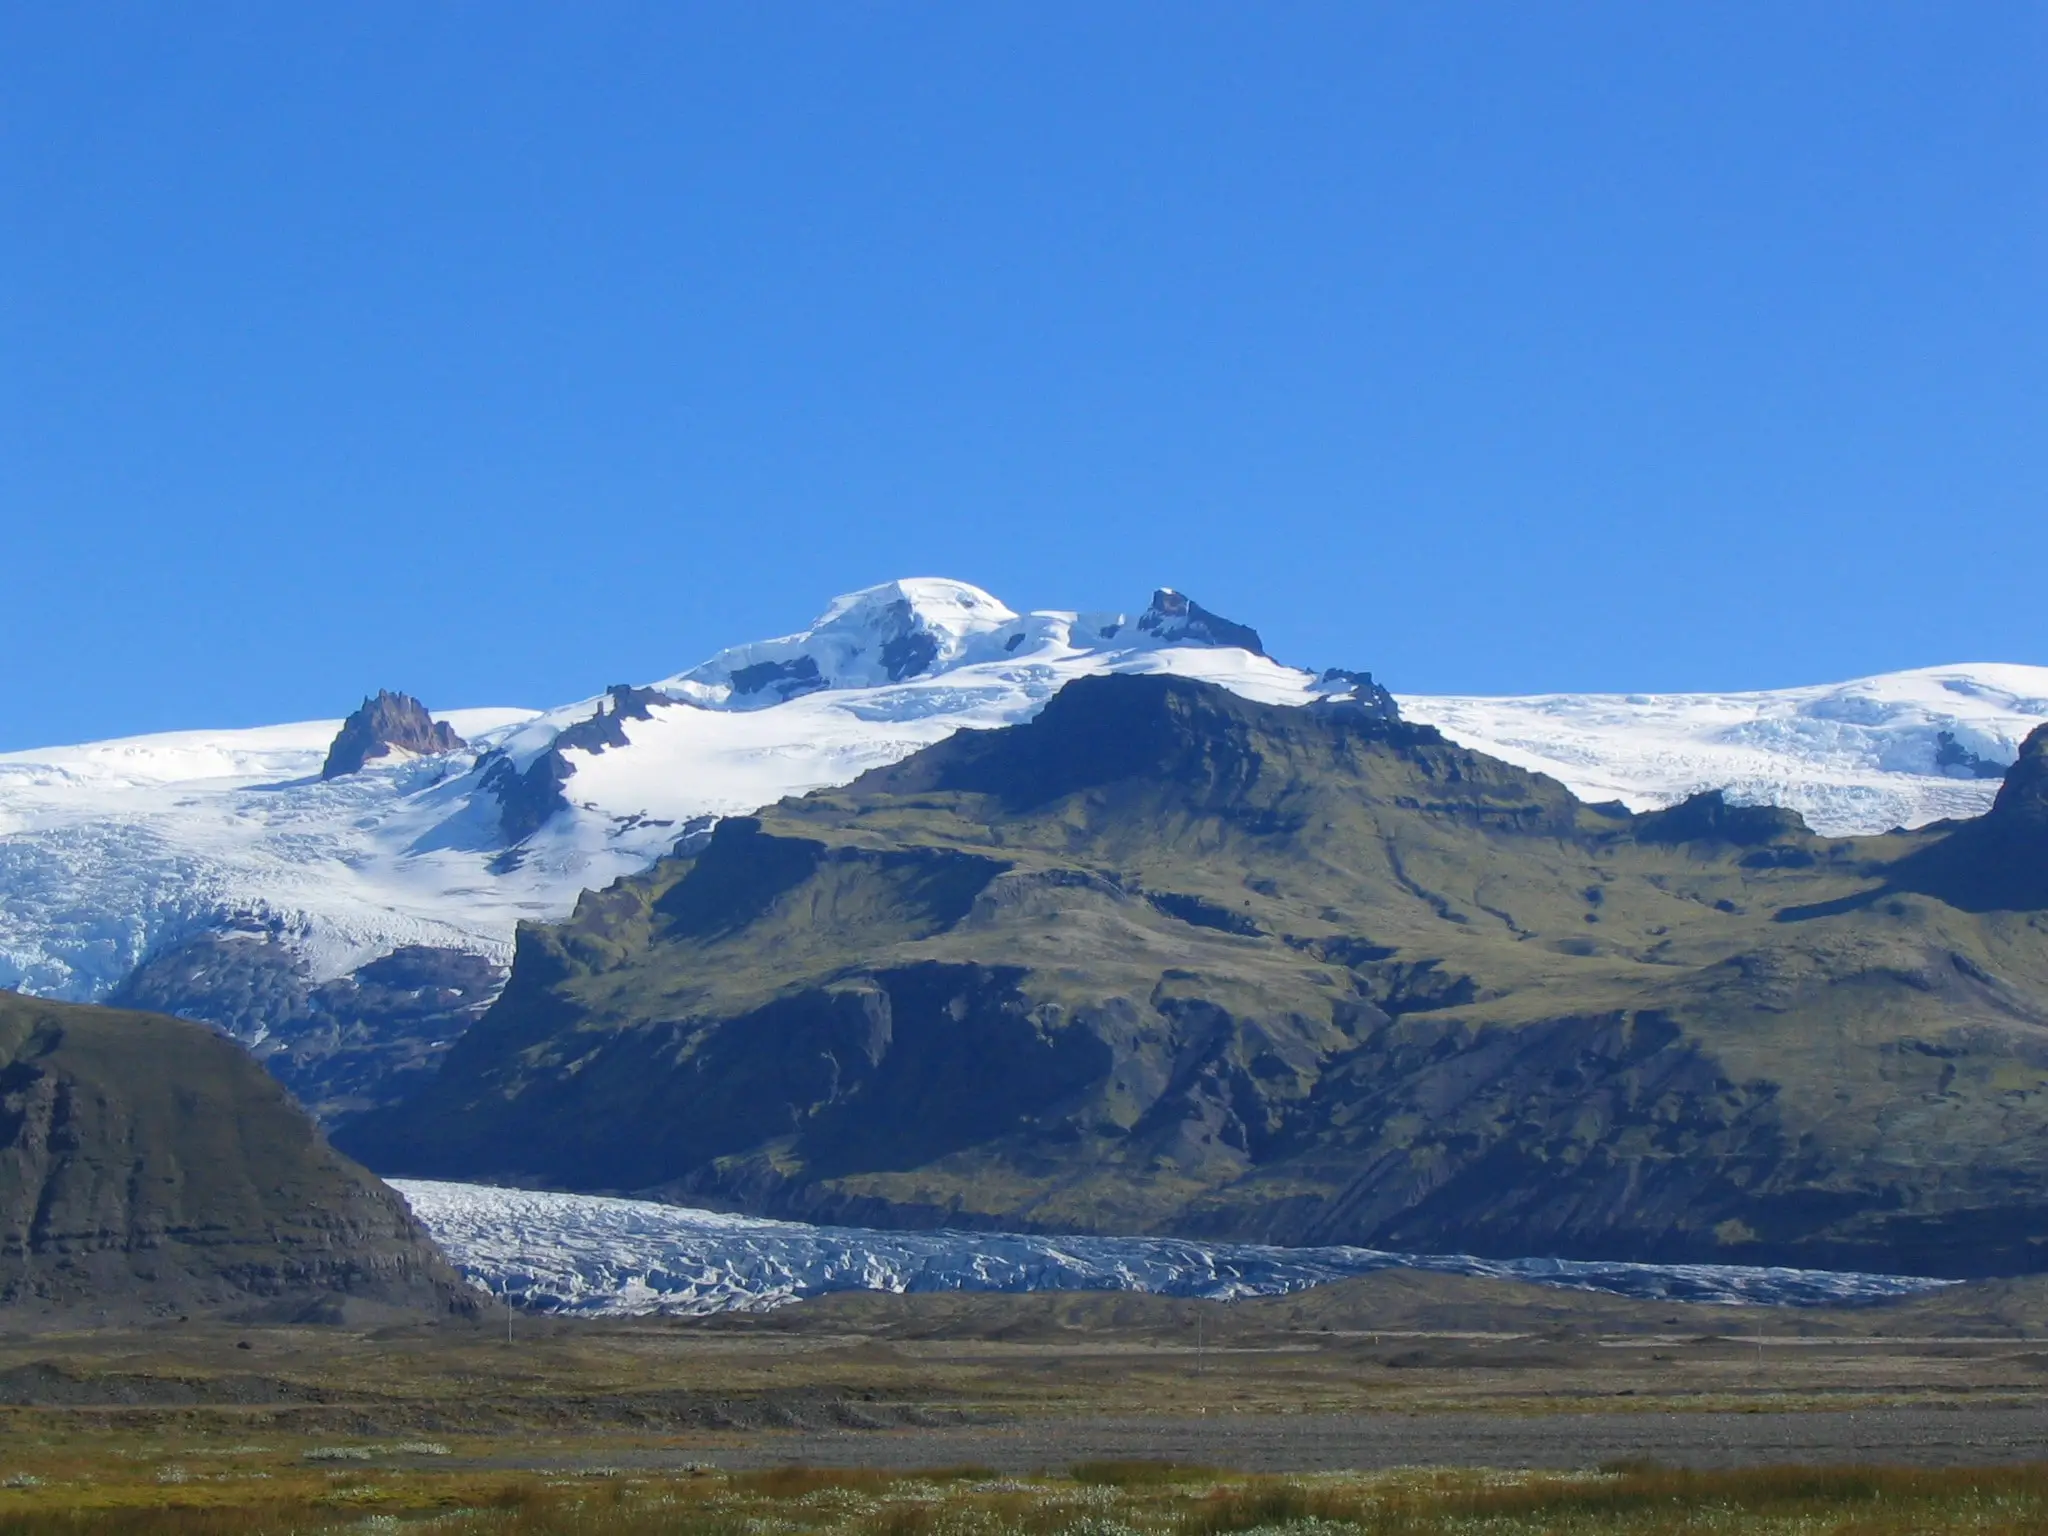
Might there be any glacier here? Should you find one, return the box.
[2,576,2044,1003]
[1400,664,2048,840]
[391,1179,1957,1316]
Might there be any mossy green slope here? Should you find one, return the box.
[345,676,2048,1276]
[0,991,476,1320]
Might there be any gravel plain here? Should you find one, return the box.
[669,1406,2048,1473]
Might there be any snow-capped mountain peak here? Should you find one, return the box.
[476,583,1311,861]
[1,578,2043,1013]
[665,577,1021,706]
[657,578,1278,710]
[1135,587,1268,656]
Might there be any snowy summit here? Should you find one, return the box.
[1,577,2042,1007]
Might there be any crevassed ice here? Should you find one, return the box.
[392,1179,1955,1316]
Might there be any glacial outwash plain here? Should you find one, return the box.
[5,583,2048,1531]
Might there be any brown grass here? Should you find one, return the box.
[1451,1461,2048,1522]
[1072,1461,1222,1487]
[4,1456,2048,1535]
[1183,1463,2048,1533]
[730,1466,999,1497]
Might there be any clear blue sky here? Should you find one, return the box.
[3,4,2042,749]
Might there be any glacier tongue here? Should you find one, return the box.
[392,1180,1955,1316]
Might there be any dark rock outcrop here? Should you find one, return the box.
[1898,723,2048,911]
[1309,668,1402,722]
[730,657,826,701]
[554,684,676,754]
[0,990,478,1322]
[321,691,465,780]
[877,601,942,680]
[1634,790,1812,848]
[1935,729,2012,780]
[477,749,574,845]
[478,685,680,843]
[1135,589,1267,656]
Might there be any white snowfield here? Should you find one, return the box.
[391,1178,1953,1315]
[1401,663,2048,840]
[2,576,2043,1001]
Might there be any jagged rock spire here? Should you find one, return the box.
[321,691,466,780]
[1134,589,1267,656]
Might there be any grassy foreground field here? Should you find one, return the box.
[5,1273,2048,1531]
[6,1456,2048,1535]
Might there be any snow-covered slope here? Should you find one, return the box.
[1401,663,2048,837]
[2,576,2042,1004]
[0,582,1329,999]
[0,709,542,996]
[393,1178,1953,1315]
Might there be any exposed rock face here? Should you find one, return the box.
[730,657,826,701]
[478,684,681,843]
[1898,722,2048,911]
[107,927,506,1130]
[1635,791,1812,849]
[0,990,478,1322]
[478,749,574,846]
[347,673,2048,1278]
[1309,668,1402,722]
[321,691,465,780]
[1991,722,2048,831]
[1134,589,1267,656]
[1935,728,2012,780]
[877,601,943,680]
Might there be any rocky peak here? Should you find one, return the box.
[1888,723,2048,912]
[1634,790,1812,848]
[1309,668,1402,722]
[320,692,466,780]
[1988,722,2048,834]
[877,671,1435,817]
[1134,589,1267,656]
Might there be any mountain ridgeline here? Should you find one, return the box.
[341,674,2048,1279]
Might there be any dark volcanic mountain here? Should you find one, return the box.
[342,679,2048,1278]
[0,990,477,1322]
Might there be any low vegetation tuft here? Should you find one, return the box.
[1072,1463,1221,1488]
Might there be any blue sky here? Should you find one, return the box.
[3,4,2042,749]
